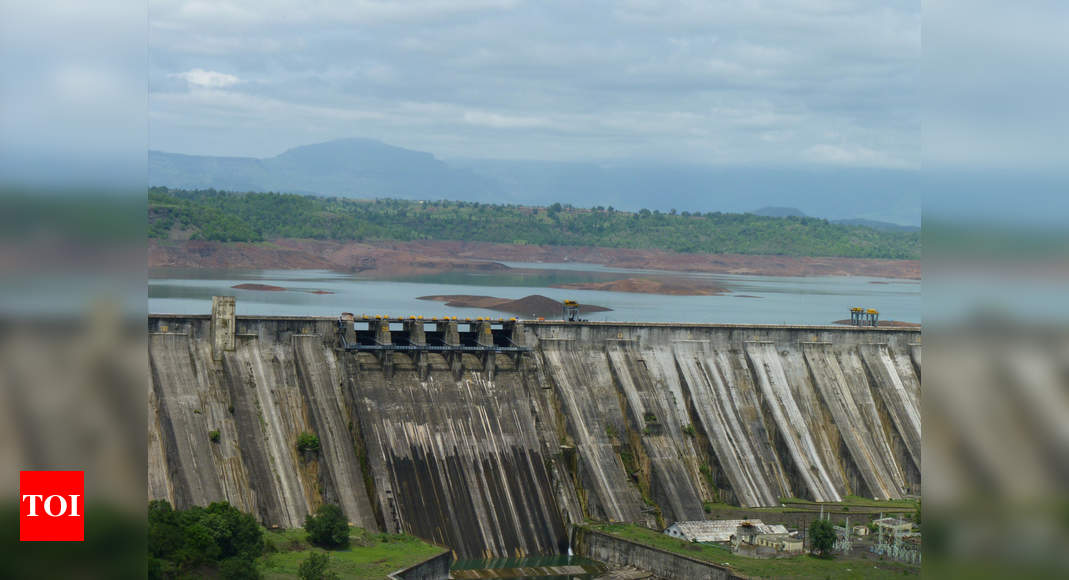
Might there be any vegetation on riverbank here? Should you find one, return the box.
[149,187,920,259]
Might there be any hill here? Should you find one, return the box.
[150,138,497,199]
[749,207,920,232]
[150,138,921,226]
[832,218,920,232]
[148,188,920,260]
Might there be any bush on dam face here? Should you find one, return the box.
[296,432,321,455]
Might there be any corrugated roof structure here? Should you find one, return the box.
[664,520,789,543]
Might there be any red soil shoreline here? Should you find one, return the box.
[150,238,920,283]
[551,278,729,296]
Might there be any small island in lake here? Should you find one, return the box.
[418,294,611,318]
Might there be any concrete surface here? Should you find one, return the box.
[148,314,920,558]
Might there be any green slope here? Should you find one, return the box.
[149,187,920,260]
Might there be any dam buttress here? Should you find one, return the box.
[148,312,920,559]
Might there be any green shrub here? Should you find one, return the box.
[148,500,264,578]
[148,188,920,259]
[219,557,261,580]
[298,552,339,580]
[682,423,696,437]
[296,432,320,454]
[619,448,636,472]
[209,430,221,443]
[304,503,349,549]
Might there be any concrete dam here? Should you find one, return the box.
[148,303,920,559]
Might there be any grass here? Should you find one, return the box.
[259,527,445,579]
[698,496,916,517]
[586,523,918,579]
[781,495,918,512]
[702,501,792,514]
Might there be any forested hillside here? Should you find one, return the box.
[149,187,919,259]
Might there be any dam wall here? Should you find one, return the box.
[148,313,920,559]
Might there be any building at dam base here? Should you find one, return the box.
[148,309,920,559]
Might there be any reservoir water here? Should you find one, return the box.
[149,263,919,325]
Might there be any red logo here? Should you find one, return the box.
[19,471,84,541]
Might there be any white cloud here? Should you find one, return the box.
[149,1,920,165]
[802,144,912,169]
[462,110,551,129]
[171,68,240,88]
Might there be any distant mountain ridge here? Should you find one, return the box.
[748,206,919,232]
[831,218,919,232]
[150,137,920,226]
[150,138,498,199]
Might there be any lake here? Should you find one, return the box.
[149,263,919,325]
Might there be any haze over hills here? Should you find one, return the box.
[749,206,920,232]
[149,138,498,199]
[150,137,920,226]
[831,218,920,232]
[749,206,808,218]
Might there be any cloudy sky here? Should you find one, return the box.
[149,0,920,167]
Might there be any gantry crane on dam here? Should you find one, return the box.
[563,299,581,322]
[849,307,880,327]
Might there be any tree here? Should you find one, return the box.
[808,518,835,558]
[149,188,920,260]
[298,553,339,580]
[304,504,350,549]
[219,557,261,580]
[147,500,264,578]
[148,500,182,558]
